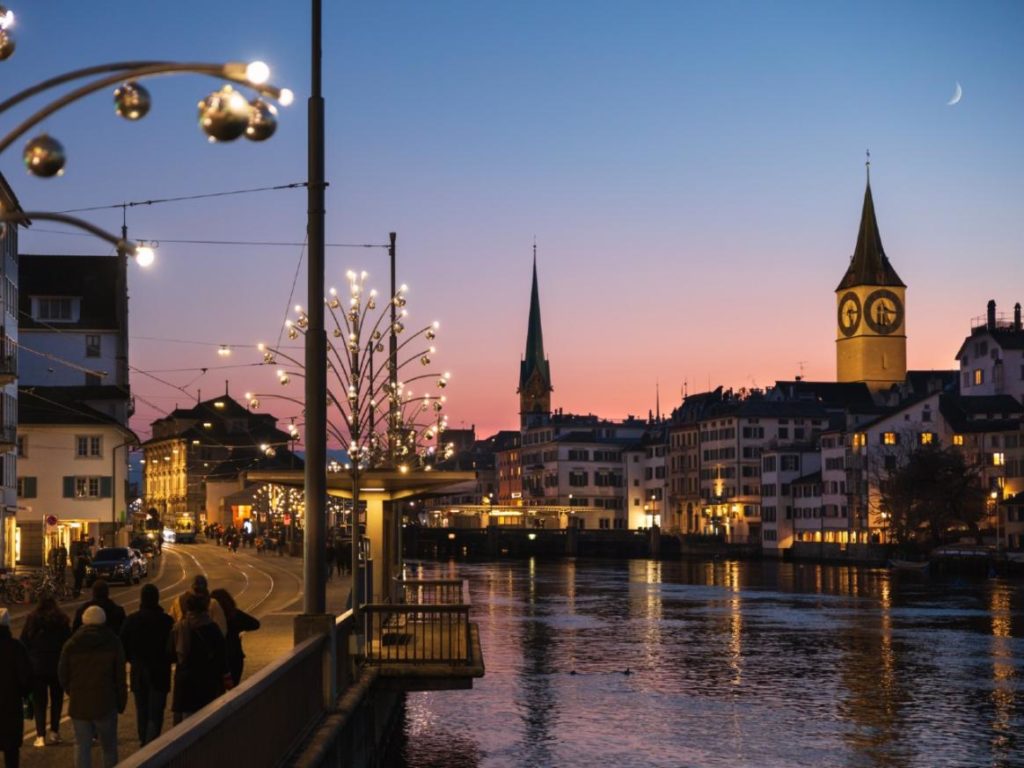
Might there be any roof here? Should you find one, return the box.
[518,253,552,395]
[147,394,290,444]
[836,182,905,290]
[939,394,1024,434]
[204,450,304,481]
[0,172,24,215]
[792,470,822,486]
[19,387,136,439]
[955,325,1024,359]
[19,255,121,330]
[770,380,879,412]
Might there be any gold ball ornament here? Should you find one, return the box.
[23,134,66,178]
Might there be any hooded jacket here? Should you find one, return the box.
[120,605,174,692]
[58,624,127,720]
[20,608,72,679]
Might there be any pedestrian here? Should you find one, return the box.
[340,538,352,576]
[120,584,173,745]
[0,608,33,768]
[73,580,126,634]
[72,547,90,598]
[324,542,335,581]
[276,537,286,557]
[170,592,228,724]
[169,575,228,637]
[55,545,68,585]
[19,596,71,748]
[58,605,127,768]
[209,589,260,688]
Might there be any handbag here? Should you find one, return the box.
[22,693,33,720]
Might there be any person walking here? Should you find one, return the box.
[72,544,89,598]
[209,589,260,687]
[120,584,173,745]
[169,575,227,637]
[58,606,127,768]
[55,545,68,585]
[73,580,126,634]
[19,596,71,747]
[170,592,228,724]
[324,542,335,582]
[0,608,33,768]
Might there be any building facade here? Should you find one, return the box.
[0,174,21,569]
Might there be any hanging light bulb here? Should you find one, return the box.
[114,81,151,120]
[23,134,65,177]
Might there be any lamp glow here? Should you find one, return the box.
[134,245,155,267]
[278,88,294,106]
[245,60,271,85]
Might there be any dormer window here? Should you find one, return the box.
[33,296,80,322]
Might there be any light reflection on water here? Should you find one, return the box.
[386,559,1024,768]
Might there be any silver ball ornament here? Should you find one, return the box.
[23,135,66,178]
[245,99,277,141]
[198,85,250,142]
[114,81,151,121]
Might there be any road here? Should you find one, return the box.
[8,541,352,768]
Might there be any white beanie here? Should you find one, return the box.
[82,605,106,626]
[0,607,9,627]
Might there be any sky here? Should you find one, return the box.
[3,1,1024,442]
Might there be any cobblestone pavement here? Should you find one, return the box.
[8,541,352,768]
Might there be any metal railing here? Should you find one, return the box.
[363,578,472,665]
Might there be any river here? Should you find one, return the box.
[385,558,1024,768]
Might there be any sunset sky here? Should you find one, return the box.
[4,1,1023,441]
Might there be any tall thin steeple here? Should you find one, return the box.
[836,160,905,290]
[518,243,552,428]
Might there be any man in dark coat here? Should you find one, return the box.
[72,579,126,634]
[19,596,71,746]
[58,606,127,768]
[0,608,33,768]
[120,584,174,745]
[72,545,90,598]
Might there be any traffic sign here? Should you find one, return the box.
[45,515,58,526]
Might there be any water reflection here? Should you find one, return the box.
[387,560,1024,768]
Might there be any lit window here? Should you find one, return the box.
[974,369,984,386]
[993,452,1005,466]
[852,433,866,448]
[883,432,897,446]
[952,434,964,446]
[919,432,935,445]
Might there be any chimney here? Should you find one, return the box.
[987,300,996,331]
[1015,302,1022,331]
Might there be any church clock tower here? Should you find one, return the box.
[518,247,553,429]
[836,170,907,390]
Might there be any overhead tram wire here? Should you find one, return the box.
[26,228,386,249]
[58,182,312,214]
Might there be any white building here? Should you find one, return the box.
[0,174,21,570]
[956,300,1024,404]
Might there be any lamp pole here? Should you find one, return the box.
[303,0,327,615]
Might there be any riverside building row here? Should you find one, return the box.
[433,179,1024,554]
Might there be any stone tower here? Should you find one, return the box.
[518,247,552,429]
[835,177,907,390]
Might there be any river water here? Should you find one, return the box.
[385,558,1024,768]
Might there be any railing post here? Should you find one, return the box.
[294,615,337,707]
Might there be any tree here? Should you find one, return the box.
[878,444,987,547]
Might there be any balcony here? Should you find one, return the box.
[0,424,14,450]
[362,578,484,691]
[0,330,15,385]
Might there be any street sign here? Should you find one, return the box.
[45,514,58,526]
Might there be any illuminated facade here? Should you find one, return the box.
[0,174,20,570]
[835,179,907,391]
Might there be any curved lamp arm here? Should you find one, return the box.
[0,210,147,258]
[0,61,291,156]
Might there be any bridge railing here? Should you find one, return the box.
[363,578,472,665]
[394,577,468,605]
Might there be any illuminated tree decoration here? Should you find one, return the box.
[254,270,455,471]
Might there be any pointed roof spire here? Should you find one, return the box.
[837,163,905,290]
[519,243,551,393]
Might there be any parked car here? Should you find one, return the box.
[130,535,158,556]
[85,547,141,586]
[131,548,149,578]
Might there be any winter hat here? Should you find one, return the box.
[82,605,106,626]
[0,607,9,626]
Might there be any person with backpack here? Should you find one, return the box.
[120,584,174,745]
[19,596,71,747]
[169,592,228,724]
[209,589,260,687]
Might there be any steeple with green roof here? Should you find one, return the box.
[518,245,552,428]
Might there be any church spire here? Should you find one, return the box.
[518,243,552,427]
[837,172,905,290]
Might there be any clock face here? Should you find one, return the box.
[837,291,862,337]
[864,289,904,335]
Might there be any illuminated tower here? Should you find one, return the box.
[835,172,907,390]
[518,246,553,429]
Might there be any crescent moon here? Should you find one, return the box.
[947,81,962,106]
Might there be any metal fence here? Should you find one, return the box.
[395,577,467,605]
[363,578,471,665]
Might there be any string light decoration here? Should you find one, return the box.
[253,269,455,474]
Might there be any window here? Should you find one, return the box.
[952,434,964,446]
[781,455,799,472]
[993,453,1005,467]
[568,449,589,461]
[974,369,984,386]
[76,435,102,458]
[884,455,897,471]
[85,335,101,357]
[919,432,935,446]
[568,470,588,487]
[852,433,866,448]
[762,456,777,472]
[16,477,37,498]
[16,435,25,458]
[778,427,789,440]
[76,477,100,498]
[35,297,73,321]
[882,432,898,446]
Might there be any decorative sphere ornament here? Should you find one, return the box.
[197,85,250,142]
[245,98,277,141]
[23,134,66,178]
[0,29,14,60]
[113,81,151,120]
